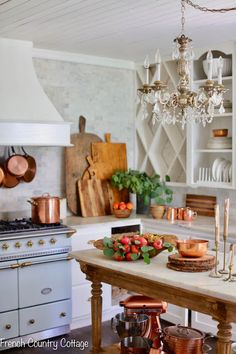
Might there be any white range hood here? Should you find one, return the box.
[0,38,71,146]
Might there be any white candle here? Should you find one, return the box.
[215,204,220,243]
[218,56,223,85]
[207,50,213,81]
[223,198,229,238]
[155,49,161,81]
[144,55,150,85]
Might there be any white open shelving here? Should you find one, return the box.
[135,42,235,190]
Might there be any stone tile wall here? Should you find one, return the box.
[0,58,135,218]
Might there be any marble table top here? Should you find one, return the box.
[71,248,236,304]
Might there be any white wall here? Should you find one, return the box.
[0,58,135,218]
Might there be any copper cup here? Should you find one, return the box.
[166,207,177,221]
[177,207,185,220]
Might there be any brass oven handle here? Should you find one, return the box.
[29,319,35,324]
[5,324,11,330]
[10,263,20,269]
[66,229,77,238]
[20,262,33,268]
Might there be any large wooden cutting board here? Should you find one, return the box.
[186,194,216,217]
[78,167,114,217]
[90,133,128,202]
[65,116,102,215]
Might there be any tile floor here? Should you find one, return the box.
[2,320,217,354]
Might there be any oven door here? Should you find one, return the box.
[18,254,72,308]
[0,260,19,312]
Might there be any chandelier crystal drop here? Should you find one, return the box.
[137,0,227,129]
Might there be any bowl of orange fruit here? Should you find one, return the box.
[112,201,133,218]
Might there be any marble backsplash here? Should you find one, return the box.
[0,58,135,218]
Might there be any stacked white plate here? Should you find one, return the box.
[212,158,232,182]
[207,137,232,149]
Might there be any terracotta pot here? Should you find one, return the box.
[27,193,60,224]
[150,205,165,219]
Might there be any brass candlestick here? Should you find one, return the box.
[209,241,222,278]
[219,235,229,274]
[224,244,236,282]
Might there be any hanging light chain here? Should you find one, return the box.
[181,0,186,33]
[184,0,236,13]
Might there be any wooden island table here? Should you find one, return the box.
[71,249,236,354]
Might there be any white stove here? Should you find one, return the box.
[0,219,75,350]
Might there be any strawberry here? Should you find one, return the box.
[113,241,120,252]
[138,237,148,246]
[120,236,131,245]
[153,239,163,250]
[114,253,124,261]
[123,244,130,253]
[131,245,139,254]
[125,252,133,261]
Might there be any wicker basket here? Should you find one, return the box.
[113,208,131,218]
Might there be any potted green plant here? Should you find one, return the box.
[111,170,173,215]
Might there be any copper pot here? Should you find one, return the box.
[27,193,60,224]
[162,325,212,354]
[21,147,37,183]
[176,239,208,258]
[6,147,28,177]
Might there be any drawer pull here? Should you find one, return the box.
[29,319,35,324]
[5,324,11,330]
[60,312,66,317]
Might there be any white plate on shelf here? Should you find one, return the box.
[229,165,232,182]
[217,159,228,182]
[212,158,224,181]
[223,161,231,183]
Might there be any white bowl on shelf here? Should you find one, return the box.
[203,58,232,78]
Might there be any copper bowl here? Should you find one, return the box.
[212,129,228,137]
[176,239,208,258]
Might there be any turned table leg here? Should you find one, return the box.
[216,320,232,354]
[90,280,103,354]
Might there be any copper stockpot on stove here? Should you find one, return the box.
[162,325,212,354]
[27,193,60,224]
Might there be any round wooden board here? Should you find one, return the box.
[167,253,216,272]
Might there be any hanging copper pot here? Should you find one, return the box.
[0,165,4,186]
[2,167,20,188]
[21,147,36,183]
[27,193,60,224]
[6,147,28,177]
[162,325,212,354]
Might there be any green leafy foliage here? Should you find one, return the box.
[111,169,173,205]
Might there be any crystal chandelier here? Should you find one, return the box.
[137,0,229,129]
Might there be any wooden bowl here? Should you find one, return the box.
[212,129,228,137]
[176,239,208,258]
[113,208,131,218]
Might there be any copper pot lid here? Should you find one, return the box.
[163,325,204,339]
[31,193,59,201]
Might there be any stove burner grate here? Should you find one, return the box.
[0,218,66,235]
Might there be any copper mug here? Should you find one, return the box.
[183,208,197,222]
[177,207,185,220]
[166,207,177,221]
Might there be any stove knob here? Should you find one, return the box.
[5,324,11,330]
[50,238,57,245]
[38,239,45,246]
[15,242,21,248]
[2,243,9,250]
[29,319,35,324]
[27,241,33,247]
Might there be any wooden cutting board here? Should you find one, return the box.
[186,194,216,217]
[65,116,102,215]
[90,133,128,202]
[78,162,114,217]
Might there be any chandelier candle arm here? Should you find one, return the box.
[144,55,150,85]
[155,49,161,81]
[207,50,213,80]
[218,56,223,85]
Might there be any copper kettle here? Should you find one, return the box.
[162,325,212,354]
